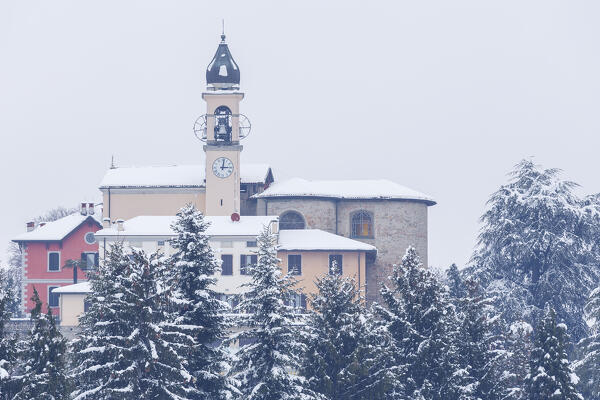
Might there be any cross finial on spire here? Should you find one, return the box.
[110,155,116,169]
[221,19,226,41]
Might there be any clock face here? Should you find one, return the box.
[212,157,234,178]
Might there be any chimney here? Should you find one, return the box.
[88,203,95,215]
[103,218,111,229]
[116,219,125,232]
[80,203,87,215]
[26,221,35,232]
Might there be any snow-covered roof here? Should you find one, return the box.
[53,282,91,294]
[95,215,278,238]
[254,178,436,204]
[13,214,102,242]
[278,229,377,252]
[99,163,272,188]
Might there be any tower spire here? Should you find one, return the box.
[206,26,240,90]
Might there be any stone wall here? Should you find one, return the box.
[261,198,338,233]
[337,200,428,303]
[259,197,429,303]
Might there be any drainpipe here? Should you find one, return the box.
[357,252,361,295]
[108,188,111,220]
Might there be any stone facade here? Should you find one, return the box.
[256,197,429,303]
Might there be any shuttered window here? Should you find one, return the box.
[329,254,343,275]
[48,252,60,271]
[288,255,302,276]
[221,255,233,276]
[240,254,257,276]
[48,286,59,308]
[81,252,99,270]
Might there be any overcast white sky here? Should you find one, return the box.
[1,1,599,268]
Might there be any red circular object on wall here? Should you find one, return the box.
[231,213,240,222]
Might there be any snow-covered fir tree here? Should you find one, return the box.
[526,305,582,400]
[446,263,466,301]
[12,287,69,400]
[70,242,134,398]
[0,274,16,400]
[575,286,600,399]
[71,244,196,399]
[378,246,457,400]
[453,278,506,400]
[230,227,317,400]
[167,204,230,399]
[502,321,533,400]
[300,264,398,399]
[470,159,600,342]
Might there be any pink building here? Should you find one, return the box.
[12,203,101,318]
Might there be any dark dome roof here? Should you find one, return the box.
[206,34,240,89]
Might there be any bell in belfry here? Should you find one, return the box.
[215,116,231,142]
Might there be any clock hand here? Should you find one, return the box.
[221,159,226,169]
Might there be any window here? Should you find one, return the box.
[81,252,99,270]
[221,255,233,275]
[84,232,96,245]
[329,254,343,275]
[288,293,307,311]
[288,255,302,275]
[218,294,239,311]
[279,211,305,230]
[351,211,373,238]
[157,240,165,246]
[48,286,59,308]
[246,241,257,248]
[240,254,257,276]
[48,252,60,271]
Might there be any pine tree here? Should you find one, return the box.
[230,227,316,400]
[378,246,457,400]
[0,273,16,400]
[167,204,230,398]
[574,286,600,399]
[446,263,465,301]
[526,305,582,400]
[71,244,196,399]
[470,159,600,343]
[301,264,397,400]
[70,242,135,399]
[13,287,69,400]
[502,321,533,400]
[453,279,505,400]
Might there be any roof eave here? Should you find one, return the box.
[100,185,205,190]
[254,194,436,206]
[12,216,102,243]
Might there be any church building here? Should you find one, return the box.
[55,33,435,324]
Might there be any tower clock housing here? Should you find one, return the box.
[198,34,250,216]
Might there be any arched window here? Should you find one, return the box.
[351,210,373,238]
[279,211,305,230]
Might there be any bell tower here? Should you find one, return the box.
[195,33,251,216]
